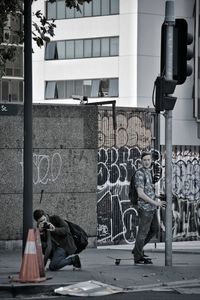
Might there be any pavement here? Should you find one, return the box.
[0,241,200,298]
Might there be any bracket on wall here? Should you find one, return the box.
[85,100,117,131]
[72,95,117,131]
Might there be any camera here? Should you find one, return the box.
[43,222,51,230]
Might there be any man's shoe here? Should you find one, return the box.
[134,257,153,265]
[72,255,81,269]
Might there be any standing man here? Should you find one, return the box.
[132,151,166,264]
[33,209,81,271]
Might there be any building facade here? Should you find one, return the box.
[30,0,200,145]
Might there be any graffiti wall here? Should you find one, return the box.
[159,146,200,241]
[97,108,160,245]
[97,108,200,245]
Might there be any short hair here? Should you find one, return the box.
[33,209,45,221]
[141,151,152,160]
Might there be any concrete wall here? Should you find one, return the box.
[0,104,98,246]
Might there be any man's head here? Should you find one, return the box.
[33,209,47,224]
[141,151,152,169]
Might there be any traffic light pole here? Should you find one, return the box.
[23,0,33,252]
[164,1,175,266]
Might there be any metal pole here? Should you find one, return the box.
[164,1,175,266]
[23,0,33,252]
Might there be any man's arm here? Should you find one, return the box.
[137,187,166,208]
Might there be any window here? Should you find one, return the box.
[84,1,92,17]
[47,0,56,19]
[45,81,57,99]
[57,0,65,19]
[45,42,57,60]
[46,0,119,20]
[91,80,100,97]
[101,38,109,57]
[45,78,118,99]
[57,81,65,98]
[93,0,101,16]
[93,39,101,57]
[2,46,23,77]
[66,40,74,59]
[0,79,23,102]
[57,41,65,59]
[75,40,84,58]
[110,0,119,15]
[108,79,118,96]
[84,39,92,57]
[45,37,119,60]
[102,0,110,16]
[83,80,92,96]
[66,6,75,18]
[110,37,119,56]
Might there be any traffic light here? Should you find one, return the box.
[173,19,193,84]
[161,18,193,85]
[154,76,177,113]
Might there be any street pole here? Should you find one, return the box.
[23,0,33,252]
[164,1,175,266]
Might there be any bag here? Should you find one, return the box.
[129,168,146,206]
[66,220,88,254]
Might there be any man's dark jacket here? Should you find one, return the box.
[40,214,77,265]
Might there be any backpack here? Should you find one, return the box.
[66,220,88,254]
[129,168,146,206]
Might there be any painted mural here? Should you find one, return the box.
[97,109,200,245]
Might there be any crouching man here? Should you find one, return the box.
[33,209,81,271]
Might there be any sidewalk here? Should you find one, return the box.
[0,241,200,297]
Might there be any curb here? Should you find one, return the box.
[125,278,200,292]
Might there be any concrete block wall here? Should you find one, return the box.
[0,104,98,248]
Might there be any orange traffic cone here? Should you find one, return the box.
[13,229,46,283]
[35,228,46,278]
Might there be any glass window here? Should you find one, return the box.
[102,0,110,16]
[110,37,119,56]
[66,6,75,19]
[83,80,92,96]
[75,80,83,95]
[93,39,101,57]
[91,80,100,97]
[84,39,92,57]
[57,41,65,59]
[66,40,74,59]
[45,42,56,60]
[57,81,65,98]
[75,6,83,18]
[2,81,9,101]
[84,1,92,17]
[110,0,119,14]
[47,1,56,19]
[75,40,83,58]
[101,38,109,56]
[108,79,118,96]
[19,81,23,102]
[57,0,65,19]
[93,0,101,16]
[66,81,74,98]
[45,81,56,99]
[100,79,109,96]
[11,80,18,101]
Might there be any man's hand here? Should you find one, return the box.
[38,221,55,232]
[48,223,55,231]
[156,200,166,208]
